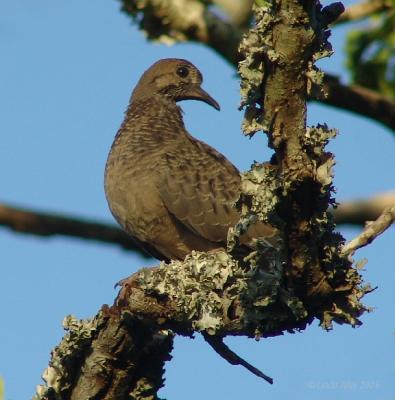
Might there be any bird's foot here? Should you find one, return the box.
[114,275,136,289]
[114,264,158,289]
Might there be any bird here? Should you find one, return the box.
[105,58,275,262]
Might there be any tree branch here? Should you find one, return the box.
[3,193,393,251]
[0,203,150,258]
[333,192,395,226]
[120,0,395,133]
[341,205,395,257]
[34,312,173,400]
[35,253,302,399]
[335,0,392,25]
[319,75,395,133]
[239,0,345,302]
[35,240,369,398]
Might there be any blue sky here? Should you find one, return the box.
[1,1,394,399]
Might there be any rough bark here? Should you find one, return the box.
[239,0,342,302]
[34,312,173,400]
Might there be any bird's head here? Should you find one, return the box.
[131,58,220,111]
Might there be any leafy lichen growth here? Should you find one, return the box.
[34,315,99,400]
[304,124,337,190]
[239,1,336,133]
[237,0,370,332]
[139,251,246,334]
[138,243,312,339]
[227,161,282,252]
[240,162,280,222]
[238,3,277,136]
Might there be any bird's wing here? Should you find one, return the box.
[155,136,241,243]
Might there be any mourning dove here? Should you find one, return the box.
[105,58,274,261]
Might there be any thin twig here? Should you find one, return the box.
[202,333,273,384]
[341,205,395,257]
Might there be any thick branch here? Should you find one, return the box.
[35,244,369,398]
[335,0,392,24]
[0,203,150,258]
[120,0,395,132]
[238,1,339,300]
[35,312,173,400]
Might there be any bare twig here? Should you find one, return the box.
[0,203,150,258]
[335,0,392,25]
[341,205,395,257]
[333,192,395,226]
[202,333,273,384]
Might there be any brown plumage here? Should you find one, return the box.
[105,58,274,261]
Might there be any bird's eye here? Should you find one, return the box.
[176,66,189,78]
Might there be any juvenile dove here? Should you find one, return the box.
[105,58,274,261]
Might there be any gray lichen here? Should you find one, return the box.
[304,124,337,190]
[236,1,370,332]
[137,243,310,338]
[34,315,99,400]
[239,162,280,223]
[139,251,245,334]
[227,161,282,252]
[131,104,371,338]
[239,3,277,136]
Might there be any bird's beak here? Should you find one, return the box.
[181,85,221,111]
